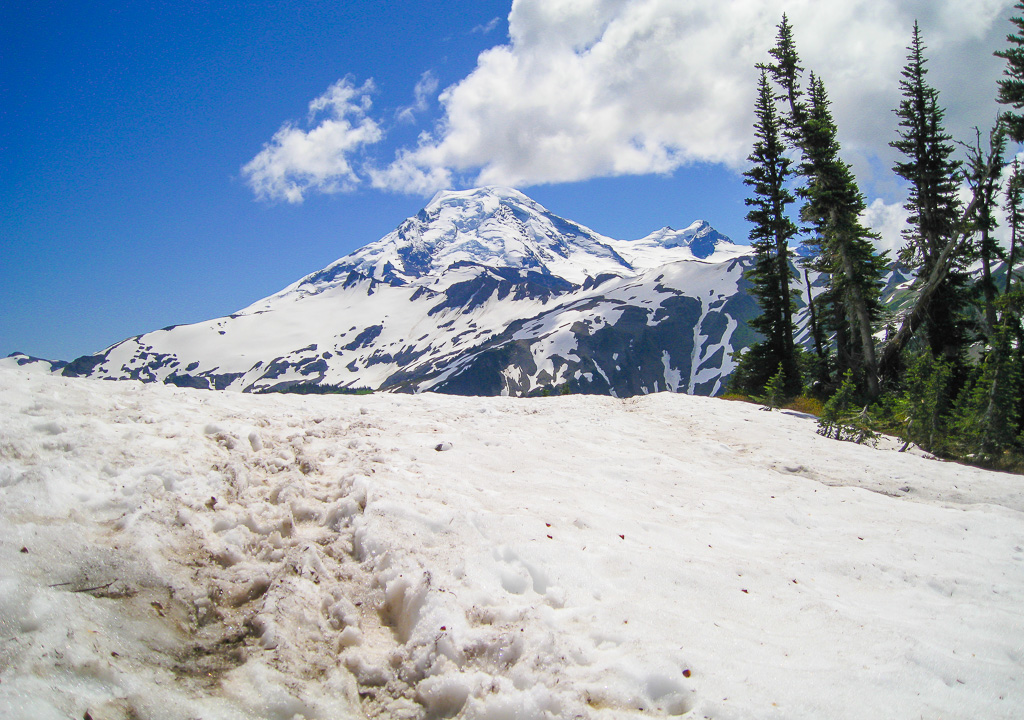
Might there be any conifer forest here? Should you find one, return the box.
[730,9,1024,471]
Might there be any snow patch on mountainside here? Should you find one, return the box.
[61,187,758,397]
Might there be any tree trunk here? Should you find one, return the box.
[829,207,880,399]
[980,226,998,338]
[1007,211,1020,296]
[803,269,827,371]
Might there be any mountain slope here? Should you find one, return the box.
[63,187,759,396]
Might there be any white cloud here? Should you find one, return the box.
[370,0,1014,194]
[862,198,910,257]
[367,148,452,195]
[245,0,1016,208]
[397,71,440,124]
[242,79,383,203]
[471,17,501,35]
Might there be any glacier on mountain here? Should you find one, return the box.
[62,187,763,397]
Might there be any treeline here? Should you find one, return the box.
[730,10,1024,470]
[257,383,373,395]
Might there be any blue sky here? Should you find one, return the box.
[1,0,1013,361]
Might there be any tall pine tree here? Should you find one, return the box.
[890,22,968,363]
[767,18,886,399]
[739,69,801,397]
[995,2,1024,142]
[963,126,1007,337]
[1006,158,1024,295]
[800,74,887,399]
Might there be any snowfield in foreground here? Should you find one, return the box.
[0,364,1022,720]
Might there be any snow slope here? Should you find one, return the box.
[1,365,1022,719]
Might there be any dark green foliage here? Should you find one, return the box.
[739,69,801,397]
[799,75,887,396]
[995,2,1024,142]
[259,383,373,395]
[759,364,788,409]
[891,23,963,267]
[1006,158,1024,295]
[766,14,806,143]
[891,353,953,454]
[817,370,875,443]
[779,12,1024,473]
[963,127,1008,338]
[535,383,572,397]
[891,23,970,362]
[948,321,1023,461]
[766,18,887,400]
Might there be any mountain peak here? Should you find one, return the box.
[424,186,534,214]
[278,187,743,299]
[61,186,759,399]
[628,220,733,259]
[297,186,630,288]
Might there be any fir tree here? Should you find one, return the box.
[767,18,887,399]
[817,369,875,443]
[797,74,887,398]
[890,23,969,362]
[995,2,1024,142]
[767,15,806,142]
[977,319,1022,457]
[963,126,1007,337]
[740,69,801,396]
[894,353,953,454]
[760,363,788,410]
[1006,158,1024,295]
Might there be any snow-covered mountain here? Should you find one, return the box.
[62,187,758,396]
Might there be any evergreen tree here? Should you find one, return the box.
[760,363,788,409]
[817,369,875,443]
[947,318,1022,462]
[995,2,1024,142]
[767,15,806,143]
[1007,158,1024,295]
[740,69,801,396]
[894,353,953,455]
[963,126,1007,337]
[890,23,969,362]
[767,18,887,399]
[797,74,887,398]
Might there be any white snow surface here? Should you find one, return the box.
[2,366,1022,720]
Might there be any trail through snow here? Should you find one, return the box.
[0,364,1022,719]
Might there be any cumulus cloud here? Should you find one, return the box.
[367,148,452,195]
[244,0,1015,207]
[242,79,383,203]
[862,198,910,257]
[371,0,1013,194]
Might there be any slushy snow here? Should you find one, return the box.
[1,363,1022,719]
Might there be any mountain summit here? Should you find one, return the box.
[64,188,759,397]
[274,187,743,298]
